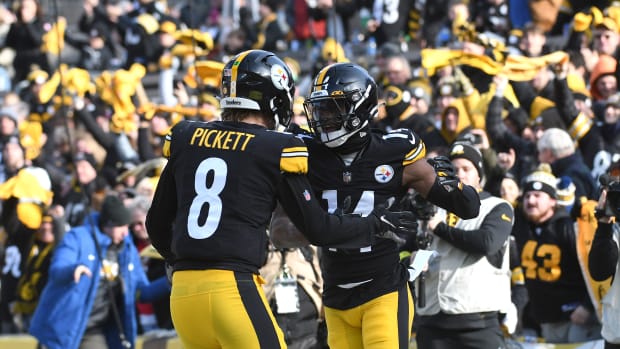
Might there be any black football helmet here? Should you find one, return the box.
[220,49,295,127]
[304,63,378,148]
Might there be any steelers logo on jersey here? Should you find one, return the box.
[270,64,289,91]
[374,165,394,183]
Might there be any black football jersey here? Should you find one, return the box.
[512,209,592,323]
[149,120,309,273]
[303,129,425,289]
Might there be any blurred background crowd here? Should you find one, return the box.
[0,0,619,347]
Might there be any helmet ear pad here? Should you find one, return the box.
[344,115,361,131]
[271,95,292,127]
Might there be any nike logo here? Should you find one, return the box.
[501,213,512,222]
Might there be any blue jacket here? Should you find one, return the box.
[29,213,170,349]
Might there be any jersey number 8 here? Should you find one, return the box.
[188,157,227,239]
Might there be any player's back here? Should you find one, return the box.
[164,120,308,273]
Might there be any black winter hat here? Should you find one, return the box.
[99,195,132,227]
[448,142,484,178]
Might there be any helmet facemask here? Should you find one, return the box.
[305,88,376,148]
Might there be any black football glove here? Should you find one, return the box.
[370,198,418,246]
[428,156,462,192]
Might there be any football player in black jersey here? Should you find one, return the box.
[272,63,481,348]
[145,50,418,349]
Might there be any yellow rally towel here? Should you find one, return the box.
[421,49,568,81]
[575,198,612,322]
[183,60,225,89]
[41,17,66,55]
[0,168,53,229]
[96,64,146,133]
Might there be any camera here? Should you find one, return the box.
[605,181,620,220]
[598,174,620,220]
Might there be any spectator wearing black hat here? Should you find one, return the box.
[416,141,515,349]
[512,164,602,343]
[29,194,170,349]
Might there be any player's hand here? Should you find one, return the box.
[370,198,418,246]
[428,156,461,192]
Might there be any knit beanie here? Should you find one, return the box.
[99,195,132,227]
[523,163,557,198]
[448,142,484,178]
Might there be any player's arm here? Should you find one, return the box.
[276,173,416,248]
[145,162,177,261]
[145,129,177,261]
[403,156,480,219]
[270,203,311,249]
[276,173,376,248]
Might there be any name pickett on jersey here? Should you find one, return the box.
[374,165,394,183]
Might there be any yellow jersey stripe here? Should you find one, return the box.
[283,147,308,158]
[280,156,308,174]
[403,143,426,166]
[230,50,252,97]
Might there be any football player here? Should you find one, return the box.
[275,63,481,348]
[145,50,418,349]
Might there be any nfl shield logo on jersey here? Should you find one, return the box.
[343,171,352,183]
[374,165,394,183]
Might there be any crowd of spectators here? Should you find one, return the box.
[0,0,618,347]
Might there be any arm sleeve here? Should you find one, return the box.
[277,173,376,249]
[433,201,513,255]
[426,179,481,220]
[588,222,619,281]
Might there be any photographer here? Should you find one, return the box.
[415,142,515,349]
[589,162,620,349]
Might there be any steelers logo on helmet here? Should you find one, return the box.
[270,64,290,91]
[220,50,295,128]
[374,165,394,183]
